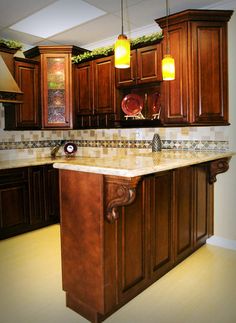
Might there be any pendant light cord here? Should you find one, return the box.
[121,0,124,35]
[166,0,170,54]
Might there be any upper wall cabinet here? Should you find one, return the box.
[115,44,162,88]
[24,45,86,129]
[5,58,40,130]
[156,9,233,126]
[75,55,116,128]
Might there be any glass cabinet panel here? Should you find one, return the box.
[47,57,66,124]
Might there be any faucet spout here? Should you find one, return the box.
[51,140,65,158]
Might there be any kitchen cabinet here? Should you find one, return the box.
[5,57,40,130]
[115,44,162,87]
[0,164,59,239]
[75,55,116,128]
[0,168,29,239]
[156,9,233,125]
[24,45,86,129]
[58,159,225,322]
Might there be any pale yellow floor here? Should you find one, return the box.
[0,225,236,323]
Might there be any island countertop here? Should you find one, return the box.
[53,150,235,177]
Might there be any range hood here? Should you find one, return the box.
[0,55,23,104]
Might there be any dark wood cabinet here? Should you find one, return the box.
[24,45,86,129]
[59,161,218,322]
[75,56,116,128]
[156,9,233,125]
[0,168,29,239]
[116,44,162,88]
[4,58,40,130]
[0,165,59,239]
[174,167,194,263]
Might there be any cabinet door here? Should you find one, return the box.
[14,59,41,129]
[115,50,137,87]
[193,164,212,248]
[137,44,162,84]
[28,166,45,225]
[150,172,174,280]
[41,53,72,128]
[174,167,194,263]
[94,56,115,114]
[117,179,149,302]
[43,165,59,222]
[74,61,93,115]
[191,22,228,124]
[0,168,29,239]
[162,23,189,124]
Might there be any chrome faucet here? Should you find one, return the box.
[152,133,162,152]
[51,140,65,158]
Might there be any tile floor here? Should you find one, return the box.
[0,224,236,323]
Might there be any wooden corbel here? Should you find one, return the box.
[209,157,231,184]
[105,175,142,223]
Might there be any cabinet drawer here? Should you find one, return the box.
[0,168,28,185]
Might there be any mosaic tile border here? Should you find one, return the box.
[0,139,229,151]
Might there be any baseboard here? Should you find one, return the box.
[207,236,236,251]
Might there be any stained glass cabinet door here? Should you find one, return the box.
[41,53,72,128]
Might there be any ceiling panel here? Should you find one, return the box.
[50,13,137,47]
[1,28,44,49]
[83,0,144,14]
[0,0,57,27]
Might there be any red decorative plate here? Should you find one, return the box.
[121,94,143,115]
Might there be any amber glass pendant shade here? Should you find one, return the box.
[162,54,175,80]
[115,34,130,69]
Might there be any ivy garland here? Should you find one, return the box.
[0,38,23,50]
[72,31,163,64]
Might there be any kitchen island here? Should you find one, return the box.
[53,150,234,323]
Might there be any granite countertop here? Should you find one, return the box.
[0,150,234,176]
[53,150,234,177]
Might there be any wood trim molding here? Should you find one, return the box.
[209,157,231,184]
[105,176,142,223]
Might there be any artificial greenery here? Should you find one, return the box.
[0,38,23,50]
[72,31,163,63]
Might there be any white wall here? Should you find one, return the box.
[214,10,236,240]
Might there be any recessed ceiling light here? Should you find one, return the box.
[10,0,106,38]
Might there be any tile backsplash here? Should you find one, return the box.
[0,104,230,161]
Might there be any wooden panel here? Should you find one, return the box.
[29,166,45,225]
[74,61,93,115]
[150,172,173,278]
[118,179,148,300]
[162,23,189,124]
[94,56,115,114]
[60,170,105,314]
[192,22,228,124]
[43,165,59,222]
[15,59,40,128]
[115,50,137,87]
[137,44,162,84]
[194,164,210,248]
[174,167,193,262]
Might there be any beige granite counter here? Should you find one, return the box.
[0,150,234,176]
[53,150,235,177]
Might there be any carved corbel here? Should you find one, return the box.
[105,176,142,223]
[209,157,231,184]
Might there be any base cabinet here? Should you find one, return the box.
[0,165,59,239]
[59,162,218,322]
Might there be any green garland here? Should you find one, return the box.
[72,32,163,64]
[0,38,23,50]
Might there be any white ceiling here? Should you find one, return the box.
[0,0,235,51]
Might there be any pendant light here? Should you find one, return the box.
[115,0,130,69]
[162,0,175,80]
